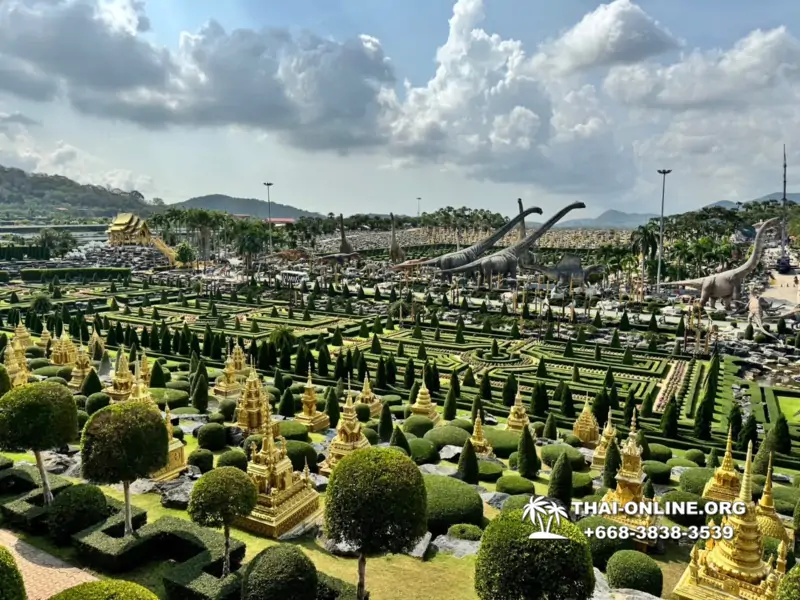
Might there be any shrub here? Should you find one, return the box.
[578,516,633,569]
[540,444,586,470]
[777,562,800,600]
[354,403,371,422]
[605,550,662,598]
[642,460,672,484]
[197,423,227,451]
[85,392,111,415]
[0,545,25,600]
[47,483,108,544]
[166,380,191,392]
[648,443,673,463]
[423,425,470,449]
[218,399,237,422]
[563,433,582,447]
[187,449,214,473]
[278,420,309,442]
[207,412,225,425]
[484,428,519,458]
[363,427,379,445]
[667,457,698,468]
[447,523,483,541]
[659,490,705,527]
[424,474,483,535]
[241,545,317,600]
[76,409,89,433]
[501,494,534,512]
[403,415,435,438]
[50,581,158,600]
[149,388,190,410]
[216,449,247,471]
[572,472,594,497]
[478,460,504,482]
[73,395,87,409]
[408,438,440,465]
[46,376,69,386]
[475,508,595,600]
[496,475,535,495]
[284,440,319,473]
[678,468,715,495]
[449,418,473,432]
[764,536,797,568]
[684,449,706,467]
[28,358,50,370]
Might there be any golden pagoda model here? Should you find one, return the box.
[319,380,370,476]
[470,415,494,458]
[601,410,658,545]
[104,346,134,403]
[4,344,20,381]
[673,441,787,600]
[410,379,440,425]
[573,398,600,448]
[37,326,51,349]
[51,332,77,366]
[107,213,152,245]
[356,375,382,419]
[13,318,31,349]
[506,389,530,432]
[8,341,28,388]
[237,400,322,538]
[151,407,187,481]
[231,344,247,373]
[128,361,154,405]
[592,409,617,470]
[755,453,792,545]
[13,338,26,369]
[68,346,92,391]
[236,367,275,436]
[213,355,242,399]
[139,349,151,386]
[295,371,330,433]
[703,426,741,503]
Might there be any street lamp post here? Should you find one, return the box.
[656,169,672,294]
[263,182,274,254]
[417,197,421,217]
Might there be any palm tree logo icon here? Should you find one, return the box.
[521,496,569,539]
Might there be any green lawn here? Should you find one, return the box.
[775,393,800,424]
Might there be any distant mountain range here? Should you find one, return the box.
[173,194,322,219]
[527,209,659,230]
[706,193,800,210]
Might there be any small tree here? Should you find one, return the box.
[707,448,720,469]
[191,373,209,413]
[547,451,572,507]
[603,441,621,489]
[737,414,759,451]
[660,397,680,438]
[0,545,26,600]
[325,389,341,428]
[82,402,168,535]
[325,448,427,600]
[80,368,102,396]
[517,426,540,479]
[389,425,411,455]
[188,467,257,577]
[378,402,393,442]
[278,388,296,418]
[543,413,558,440]
[0,382,77,505]
[457,439,479,484]
[443,387,457,420]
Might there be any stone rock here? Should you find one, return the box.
[41,452,80,476]
[407,532,432,559]
[321,535,359,557]
[591,568,662,600]
[480,491,510,510]
[309,473,329,492]
[418,463,457,477]
[225,425,245,447]
[128,479,159,495]
[278,518,321,541]
[312,442,326,454]
[671,466,692,480]
[484,414,498,426]
[158,478,196,510]
[439,444,462,461]
[185,465,202,480]
[431,534,480,558]
[577,447,595,464]
[469,484,488,494]
[773,472,792,484]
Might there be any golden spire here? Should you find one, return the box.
[604,408,614,435]
[473,415,484,441]
[514,389,524,408]
[629,407,638,435]
[721,425,736,472]
[306,366,313,388]
[738,440,754,504]
[165,406,173,440]
[759,453,775,510]
[362,375,372,395]
[346,377,353,407]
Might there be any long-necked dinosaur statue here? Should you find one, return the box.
[669,217,780,310]
[319,251,360,264]
[529,254,605,288]
[392,204,543,272]
[388,213,406,263]
[441,201,586,282]
[339,214,353,254]
[516,198,536,269]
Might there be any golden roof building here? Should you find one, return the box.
[703,427,741,504]
[236,368,273,436]
[107,213,152,246]
[470,415,494,458]
[213,355,242,400]
[151,407,187,482]
[755,454,792,545]
[573,398,600,448]
[294,371,330,433]
[410,379,440,425]
[506,389,529,432]
[319,381,370,476]
[356,375,382,419]
[591,409,616,470]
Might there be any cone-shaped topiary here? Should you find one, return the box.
[390,425,411,456]
[457,439,479,484]
[603,440,621,489]
[547,451,573,508]
[517,426,540,479]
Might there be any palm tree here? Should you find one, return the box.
[269,325,296,349]
[29,293,52,320]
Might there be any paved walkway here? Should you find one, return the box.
[0,529,97,599]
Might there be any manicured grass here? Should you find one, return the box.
[775,393,800,423]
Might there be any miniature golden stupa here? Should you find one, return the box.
[8,341,28,388]
[231,344,247,373]
[410,379,440,425]
[68,346,92,391]
[50,332,77,366]
[4,343,20,381]
[151,407,187,481]
[673,441,787,600]
[127,360,154,404]
[138,349,151,386]
[470,415,494,458]
[104,346,134,403]
[236,367,275,436]
[37,326,51,349]
[213,355,242,399]
[755,453,792,545]
[356,375,382,419]
[319,380,370,476]
[573,398,600,448]
[294,371,330,433]
[592,409,617,470]
[12,338,26,371]
[13,319,31,349]
[237,399,321,538]
[703,426,741,503]
[505,389,530,432]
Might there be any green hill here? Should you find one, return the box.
[172,194,321,219]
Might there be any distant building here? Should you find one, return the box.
[107,213,151,246]
[263,217,295,225]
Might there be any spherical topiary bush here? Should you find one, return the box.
[667,457,698,469]
[478,460,504,482]
[241,545,317,600]
[659,490,705,527]
[47,483,108,544]
[73,395,87,409]
[563,433,583,447]
[363,427,379,445]
[403,415,435,438]
[56,367,73,380]
[29,358,50,370]
[187,449,214,473]
[197,422,227,451]
[508,451,519,469]
[447,523,483,541]
[647,443,672,463]
[26,346,45,359]
[776,560,800,600]
[166,380,191,392]
[541,445,586,471]
[284,440,319,473]
[572,472,594,497]
[449,418,473,432]
[207,412,225,425]
[475,508,595,600]
[76,409,89,434]
[678,468,714,495]
[501,494,534,512]
[605,550,663,597]
[354,403,371,423]
[150,388,190,410]
[243,434,264,459]
[278,420,309,442]
[642,460,672,484]
[424,474,484,535]
[46,376,69,386]
[496,475,535,495]
[408,438,440,465]
[0,545,26,600]
[172,427,184,442]
[577,516,634,569]
[684,449,706,467]
[49,580,158,600]
[216,449,248,471]
[85,392,110,415]
[423,425,470,449]
[531,421,545,437]
[218,398,237,422]
[484,428,519,458]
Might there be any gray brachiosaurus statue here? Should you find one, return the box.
[529,254,606,288]
[339,214,353,254]
[392,204,543,272]
[442,201,586,282]
[388,213,405,263]
[516,198,536,269]
[669,217,780,310]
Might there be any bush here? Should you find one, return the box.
[423,425,470,449]
[241,544,318,600]
[501,494,534,512]
[57,367,73,380]
[642,460,672,484]
[684,449,706,467]
[678,468,715,495]
[32,366,62,378]
[216,449,247,471]
[218,399,237,422]
[648,443,673,463]
[29,358,50,370]
[197,423,227,451]
[447,523,483,541]
[48,483,108,544]
[278,420,309,442]
[667,457,698,468]
[76,409,89,433]
[187,449,214,473]
[578,516,634,569]
[496,475,535,495]
[150,388,190,409]
[363,427,379,445]
[605,550,662,598]
[207,412,225,425]
[424,474,483,535]
[572,472,594,497]
[46,376,69,386]
[484,428,519,458]
[659,490,705,527]
[166,380,191,392]
[403,415,435,438]
[353,403,371,422]
[478,460,504,482]
[563,433,583,447]
[764,536,797,568]
[475,508,595,600]
[449,418,473,432]
[50,581,158,600]
[284,440,319,473]
[540,444,586,471]
[408,438,440,465]
[777,563,800,600]
[0,545,25,600]
[73,395,87,409]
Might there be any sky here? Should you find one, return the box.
[1,0,800,219]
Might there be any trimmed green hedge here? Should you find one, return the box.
[423,425,470,449]
[20,268,131,282]
[678,468,714,495]
[424,475,483,535]
[605,550,662,597]
[578,515,633,569]
[541,444,587,471]
[50,581,158,599]
[642,461,671,485]
[0,465,74,534]
[447,523,483,541]
[0,545,25,600]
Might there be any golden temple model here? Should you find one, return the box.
[13,338,26,369]
[104,346,134,403]
[591,408,617,470]
[138,349,151,386]
[213,355,242,399]
[7,341,28,388]
[68,345,92,391]
[37,326,51,349]
[50,332,77,366]
[703,426,741,503]
[573,398,600,448]
[4,344,20,382]
[236,367,276,436]
[237,397,321,538]
[151,406,187,482]
[231,344,247,373]
[755,453,793,545]
[294,370,330,433]
[107,213,152,246]
[673,441,787,600]
[128,360,154,405]
[409,379,440,425]
[13,318,31,349]
[356,375,383,419]
[505,388,530,432]
[470,415,494,458]
[319,379,370,476]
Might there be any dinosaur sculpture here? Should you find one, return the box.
[319,252,360,264]
[338,214,353,254]
[388,213,406,264]
[441,202,586,282]
[528,254,605,288]
[516,198,536,269]
[669,217,780,310]
[392,204,543,272]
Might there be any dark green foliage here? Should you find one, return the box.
[188,449,215,473]
[610,329,621,349]
[560,383,575,418]
[636,429,651,461]
[0,545,26,600]
[197,423,227,451]
[86,392,110,415]
[517,426,540,479]
[390,426,411,455]
[457,439,479,484]
[738,414,758,451]
[216,449,248,471]
[191,373,209,413]
[606,550,662,598]
[531,382,549,417]
[591,389,609,428]
[241,545,317,600]
[622,347,633,365]
[660,396,680,438]
[47,483,108,544]
[80,368,103,396]
[50,581,157,600]
[771,414,792,455]
[443,387,457,420]
[644,478,656,499]
[543,413,558,440]
[278,389,296,418]
[603,440,621,489]
[379,402,394,442]
[639,390,654,418]
[470,394,485,424]
[325,389,341,429]
[462,366,475,387]
[707,448,720,469]
[424,474,483,535]
[502,373,517,407]
[547,451,573,506]
[728,404,743,443]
